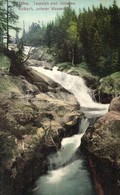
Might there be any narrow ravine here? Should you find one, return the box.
[32,130,96,195]
[26,67,109,195]
[26,119,96,195]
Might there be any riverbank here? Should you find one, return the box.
[1,49,119,195]
[0,66,82,195]
[81,96,120,195]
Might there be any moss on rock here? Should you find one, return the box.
[99,72,120,97]
[0,66,81,195]
[81,97,120,195]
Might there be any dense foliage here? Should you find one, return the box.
[22,1,120,77]
[0,1,25,76]
[0,0,19,48]
[22,22,46,46]
[78,1,120,76]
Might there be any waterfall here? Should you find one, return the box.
[28,66,109,195]
[32,129,96,195]
[31,66,109,118]
[79,118,90,133]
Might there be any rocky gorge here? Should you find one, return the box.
[0,66,81,195]
[0,47,120,195]
[81,96,120,195]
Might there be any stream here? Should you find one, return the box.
[26,67,109,195]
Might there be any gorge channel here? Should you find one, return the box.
[26,67,109,195]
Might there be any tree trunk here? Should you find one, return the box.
[4,48,23,75]
[72,47,75,66]
[6,0,9,50]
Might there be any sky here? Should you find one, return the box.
[10,0,120,37]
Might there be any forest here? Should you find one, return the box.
[21,0,120,77]
[0,0,120,77]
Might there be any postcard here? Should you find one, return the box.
[0,1,120,195]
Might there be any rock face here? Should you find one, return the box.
[0,69,81,195]
[96,72,120,103]
[81,97,120,195]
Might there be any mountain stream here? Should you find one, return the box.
[27,67,109,195]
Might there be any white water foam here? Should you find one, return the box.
[33,130,95,195]
[31,66,109,118]
[34,159,95,195]
[48,133,84,170]
[31,118,96,195]
[30,66,109,195]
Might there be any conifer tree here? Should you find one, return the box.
[0,0,19,49]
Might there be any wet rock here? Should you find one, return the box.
[0,68,81,195]
[23,67,59,93]
[82,75,99,89]
[21,79,39,95]
[97,72,120,103]
[109,96,120,112]
[81,97,120,195]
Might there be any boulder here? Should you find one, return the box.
[96,72,120,103]
[81,97,120,195]
[0,69,81,195]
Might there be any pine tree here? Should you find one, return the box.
[15,30,19,44]
[67,21,79,65]
[0,0,19,49]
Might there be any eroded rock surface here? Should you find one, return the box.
[81,97,120,195]
[0,69,81,195]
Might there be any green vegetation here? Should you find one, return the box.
[0,72,25,99]
[0,1,120,78]
[22,22,46,46]
[0,0,19,48]
[22,1,120,77]
[99,71,120,96]
[0,53,10,71]
[0,1,24,75]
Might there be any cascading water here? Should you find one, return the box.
[28,66,109,195]
[31,67,109,118]
[31,119,96,195]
